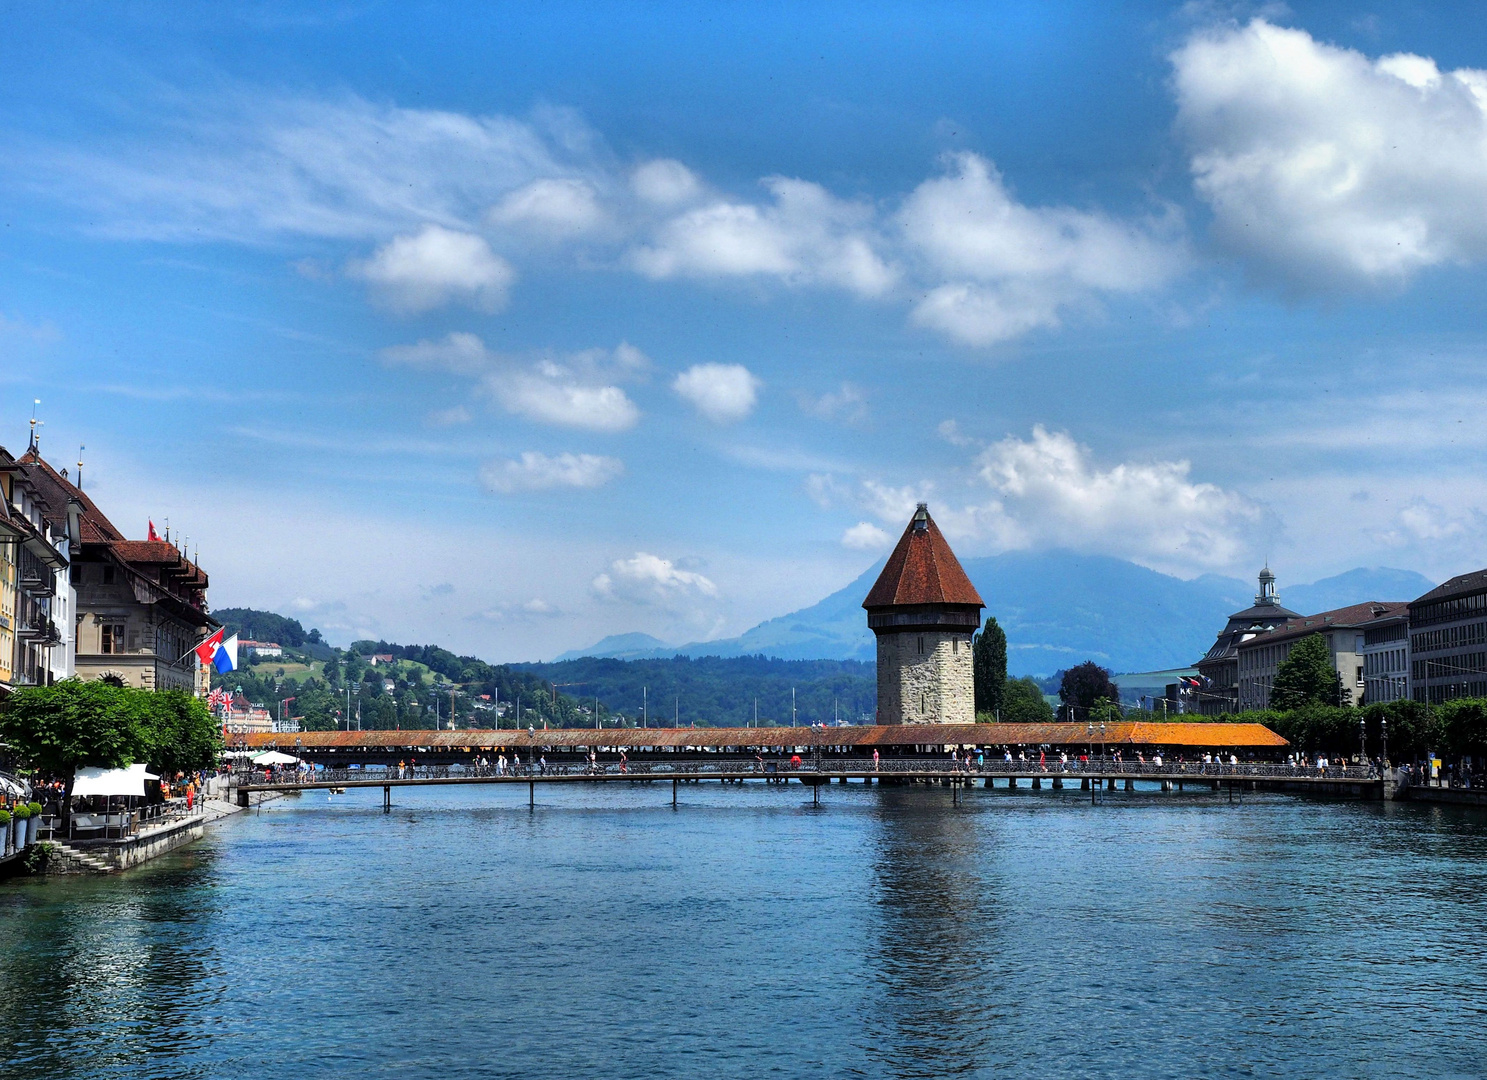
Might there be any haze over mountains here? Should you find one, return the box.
[559,552,1438,676]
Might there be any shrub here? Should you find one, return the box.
[0,808,10,826]
[10,804,29,820]
[27,801,41,816]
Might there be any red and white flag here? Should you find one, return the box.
[193,627,226,666]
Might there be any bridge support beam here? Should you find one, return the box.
[1106,778,1117,791]
[1031,777,1041,789]
[983,777,992,789]
[1080,778,1089,790]
[1161,780,1172,792]
[672,778,678,808]
[1124,779,1134,792]
[382,785,390,813]
[530,781,535,810]
[237,788,249,808]
[1007,776,1017,789]
[1052,777,1063,790]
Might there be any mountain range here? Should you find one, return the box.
[558,552,1438,676]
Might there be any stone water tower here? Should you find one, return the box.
[863,504,984,724]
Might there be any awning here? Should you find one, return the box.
[0,772,29,798]
[251,751,301,766]
[72,763,160,798]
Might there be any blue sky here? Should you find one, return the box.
[2,1,1486,658]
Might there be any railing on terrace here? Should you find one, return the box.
[238,758,1377,787]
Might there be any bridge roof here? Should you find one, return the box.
[239,721,1286,751]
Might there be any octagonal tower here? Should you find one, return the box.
[863,504,984,724]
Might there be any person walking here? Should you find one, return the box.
[873,749,880,772]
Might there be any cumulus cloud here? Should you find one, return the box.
[487,177,606,236]
[633,177,897,296]
[968,426,1258,572]
[673,363,761,423]
[1173,20,1487,289]
[480,451,624,494]
[842,522,892,550]
[901,153,1187,344]
[631,159,703,206]
[383,333,642,432]
[351,225,514,313]
[591,552,719,604]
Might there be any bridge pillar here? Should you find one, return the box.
[236,788,249,808]
[1052,777,1063,789]
[1123,779,1134,792]
[1106,778,1116,791]
[672,778,678,808]
[1007,776,1017,789]
[983,777,992,788]
[1031,777,1041,789]
[530,781,535,809]
[1080,778,1089,790]
[1210,780,1220,792]
[1161,780,1172,792]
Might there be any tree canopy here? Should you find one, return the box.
[1058,662,1120,715]
[999,676,1055,723]
[973,617,1007,717]
[0,681,220,783]
[1271,634,1349,709]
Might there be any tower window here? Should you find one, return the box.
[921,692,927,714]
[917,635,924,655]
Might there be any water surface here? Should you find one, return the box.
[3,782,1487,1079]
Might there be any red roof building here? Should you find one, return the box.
[863,504,984,725]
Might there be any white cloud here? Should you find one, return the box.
[860,480,931,525]
[383,333,642,432]
[798,382,868,424]
[1173,19,1487,289]
[804,473,849,508]
[487,177,606,236]
[842,522,892,550]
[480,451,624,494]
[673,363,761,423]
[428,405,472,426]
[937,419,977,447]
[968,426,1258,572]
[631,159,702,206]
[901,153,1187,345]
[351,225,514,313]
[633,177,897,296]
[591,552,719,603]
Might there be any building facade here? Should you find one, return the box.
[0,446,75,691]
[1409,569,1487,704]
[1196,568,1301,714]
[20,451,215,693]
[863,504,984,724]
[1236,601,1407,710]
[1361,611,1411,704]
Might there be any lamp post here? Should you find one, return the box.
[1381,715,1389,769]
[1360,712,1368,768]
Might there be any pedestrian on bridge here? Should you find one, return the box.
[872,750,880,772]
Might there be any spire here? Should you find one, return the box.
[1256,565,1279,607]
[28,399,42,452]
[863,504,983,609]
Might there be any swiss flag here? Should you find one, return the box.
[148,520,160,541]
[193,627,225,666]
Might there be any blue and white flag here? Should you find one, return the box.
[212,634,239,674]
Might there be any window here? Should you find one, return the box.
[102,565,115,585]
[101,624,126,654]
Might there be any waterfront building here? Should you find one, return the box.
[1196,567,1300,714]
[241,640,283,659]
[862,504,983,724]
[1408,569,1487,704]
[1235,601,1408,710]
[0,446,74,689]
[19,451,216,693]
[1361,608,1411,704]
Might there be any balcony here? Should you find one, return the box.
[18,569,55,598]
[16,616,57,643]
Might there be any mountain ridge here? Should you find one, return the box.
[559,552,1437,676]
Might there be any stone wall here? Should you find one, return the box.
[876,630,974,724]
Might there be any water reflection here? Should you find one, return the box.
[864,786,1007,1078]
[0,846,224,1079]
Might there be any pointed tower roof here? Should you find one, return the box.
[863,504,984,609]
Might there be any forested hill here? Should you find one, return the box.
[513,655,876,727]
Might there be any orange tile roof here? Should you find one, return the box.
[863,506,983,609]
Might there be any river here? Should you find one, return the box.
[3,782,1487,1079]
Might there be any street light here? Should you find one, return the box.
[1381,715,1390,769]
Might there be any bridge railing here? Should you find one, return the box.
[237,757,1375,787]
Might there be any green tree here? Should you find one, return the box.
[0,681,147,792]
[138,690,222,778]
[1058,662,1120,716]
[1271,634,1349,709]
[1000,676,1055,723]
[972,616,1008,717]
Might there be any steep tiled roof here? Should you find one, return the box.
[1411,569,1487,607]
[863,505,984,609]
[17,448,124,542]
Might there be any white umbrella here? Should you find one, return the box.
[251,751,301,766]
[72,763,160,798]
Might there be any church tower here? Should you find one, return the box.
[863,504,984,724]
